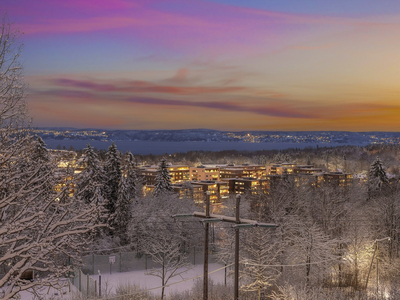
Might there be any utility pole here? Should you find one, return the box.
[194,194,277,300]
[174,193,278,300]
[204,191,210,300]
[234,194,240,300]
[376,242,379,296]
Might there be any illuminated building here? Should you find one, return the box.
[266,163,297,175]
[140,164,190,185]
[219,164,266,179]
[320,172,353,187]
[293,165,323,175]
[189,166,220,181]
[190,181,229,204]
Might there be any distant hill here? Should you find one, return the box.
[33,128,400,146]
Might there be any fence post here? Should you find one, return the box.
[87,274,89,297]
[95,280,97,298]
[224,263,227,286]
[78,270,81,292]
[119,252,122,273]
[98,270,102,298]
[92,253,95,275]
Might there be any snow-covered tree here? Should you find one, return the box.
[129,194,197,299]
[0,157,104,299]
[368,156,389,199]
[144,224,191,300]
[109,152,140,244]
[75,144,107,205]
[0,18,105,299]
[272,152,292,163]
[0,15,26,126]
[123,151,138,199]
[103,142,122,221]
[241,228,281,300]
[0,134,104,299]
[153,158,173,197]
[286,219,338,286]
[180,181,194,200]
[112,176,133,245]
[30,137,54,195]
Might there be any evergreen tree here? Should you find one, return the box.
[32,136,50,162]
[124,152,138,199]
[27,137,54,198]
[103,142,122,221]
[111,152,137,244]
[112,176,133,245]
[154,158,173,196]
[76,144,107,204]
[368,156,389,198]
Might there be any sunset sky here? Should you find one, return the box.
[4,0,400,131]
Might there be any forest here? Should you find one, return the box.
[73,141,400,300]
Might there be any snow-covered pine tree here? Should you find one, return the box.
[112,176,133,245]
[111,152,137,244]
[154,158,174,196]
[76,143,107,204]
[30,137,54,195]
[103,142,122,228]
[367,156,389,199]
[124,152,138,198]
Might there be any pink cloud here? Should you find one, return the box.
[50,77,287,97]
[8,0,397,58]
[59,0,136,11]
[124,97,316,119]
[6,0,328,51]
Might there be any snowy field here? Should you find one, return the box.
[92,263,226,297]
[16,263,226,299]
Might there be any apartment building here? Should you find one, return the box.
[266,163,297,175]
[321,172,353,187]
[191,180,229,204]
[189,166,220,181]
[220,164,266,180]
[140,164,190,185]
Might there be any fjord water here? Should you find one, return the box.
[44,139,358,155]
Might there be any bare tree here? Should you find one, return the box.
[129,194,198,299]
[0,17,104,299]
[144,227,191,300]
[241,228,281,300]
[0,15,27,126]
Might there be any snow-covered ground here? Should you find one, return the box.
[16,263,227,299]
[17,280,77,300]
[93,263,227,297]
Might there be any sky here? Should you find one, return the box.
[3,0,400,131]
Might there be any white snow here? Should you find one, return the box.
[95,263,227,297]
[17,263,227,299]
